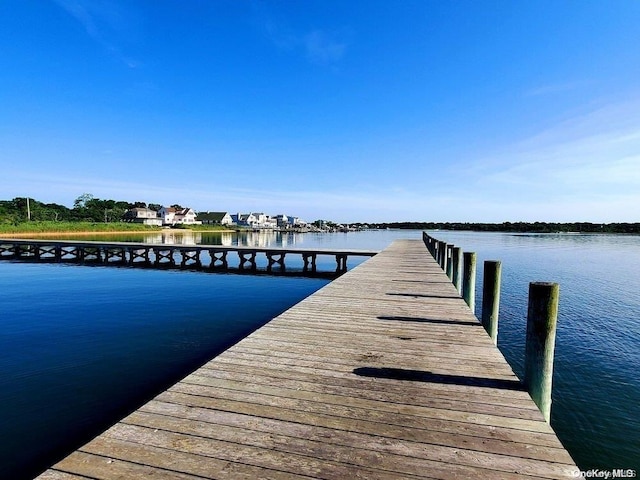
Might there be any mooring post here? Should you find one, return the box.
[441,242,449,272]
[452,247,462,293]
[446,245,454,279]
[462,252,476,311]
[481,260,502,345]
[524,282,559,423]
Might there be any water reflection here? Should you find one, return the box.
[127,230,312,248]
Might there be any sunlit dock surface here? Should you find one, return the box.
[38,239,576,479]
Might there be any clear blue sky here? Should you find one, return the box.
[1,1,639,223]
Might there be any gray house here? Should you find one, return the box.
[197,211,233,225]
[123,207,163,226]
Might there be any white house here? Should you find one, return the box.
[251,212,277,229]
[158,206,201,226]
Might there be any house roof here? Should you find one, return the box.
[129,207,156,213]
[197,211,229,221]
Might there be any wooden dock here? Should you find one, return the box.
[0,239,377,277]
[37,239,577,479]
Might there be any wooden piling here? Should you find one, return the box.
[462,252,476,311]
[524,282,559,423]
[445,245,454,279]
[438,241,443,267]
[441,242,449,272]
[481,260,501,345]
[452,247,462,293]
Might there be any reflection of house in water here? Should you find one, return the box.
[236,230,306,248]
[139,231,200,245]
[138,231,235,247]
[218,232,234,246]
[123,230,307,248]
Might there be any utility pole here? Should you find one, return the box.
[27,197,31,221]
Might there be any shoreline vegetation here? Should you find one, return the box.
[0,222,236,237]
[0,220,639,236]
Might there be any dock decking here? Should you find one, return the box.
[37,239,577,479]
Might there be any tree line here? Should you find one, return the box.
[355,221,640,234]
[0,195,165,224]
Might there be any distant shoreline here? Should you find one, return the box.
[357,221,640,234]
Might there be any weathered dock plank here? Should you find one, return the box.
[38,239,577,479]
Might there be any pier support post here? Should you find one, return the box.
[302,253,317,273]
[439,241,447,270]
[524,282,559,423]
[462,252,476,312]
[445,245,454,280]
[452,247,462,293]
[481,260,501,345]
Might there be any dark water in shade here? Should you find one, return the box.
[1,230,639,476]
[0,262,328,479]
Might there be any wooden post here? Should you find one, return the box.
[452,247,462,293]
[524,282,559,423]
[441,242,449,272]
[481,260,501,345]
[445,245,454,280]
[462,252,476,311]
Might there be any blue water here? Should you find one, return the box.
[0,261,328,479]
[1,230,639,475]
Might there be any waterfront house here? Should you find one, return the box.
[231,213,258,227]
[123,207,163,226]
[158,206,201,226]
[287,216,304,227]
[251,212,277,229]
[197,211,233,226]
[274,214,289,228]
[158,206,176,225]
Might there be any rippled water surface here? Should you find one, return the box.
[1,230,639,475]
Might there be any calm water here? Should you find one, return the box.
[1,230,639,475]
